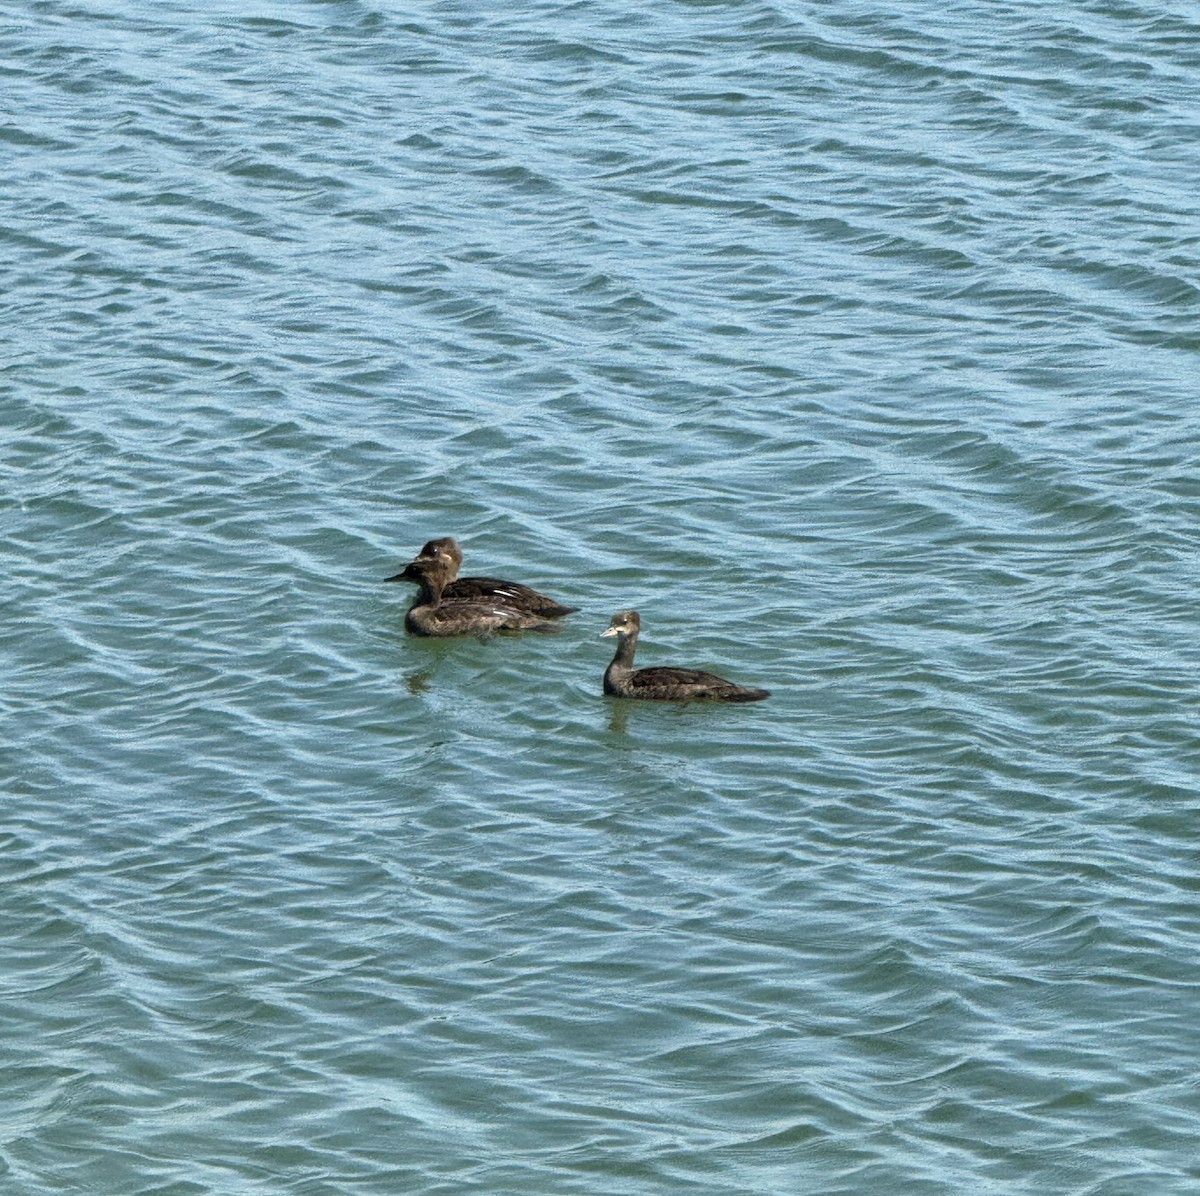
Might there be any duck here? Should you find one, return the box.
[385,537,577,618]
[399,542,560,638]
[599,609,770,701]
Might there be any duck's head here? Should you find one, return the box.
[418,537,463,568]
[385,536,462,583]
[600,609,641,639]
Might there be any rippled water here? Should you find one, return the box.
[4,1,1199,1192]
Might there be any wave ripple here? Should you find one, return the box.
[4,1,1199,1193]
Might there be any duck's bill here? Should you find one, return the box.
[599,626,620,637]
[384,563,421,583]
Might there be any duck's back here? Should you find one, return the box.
[407,597,558,638]
[444,575,578,618]
[607,664,770,702]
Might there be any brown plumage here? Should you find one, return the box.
[599,610,770,702]
[385,537,577,619]
[400,545,559,638]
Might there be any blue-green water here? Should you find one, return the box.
[4,2,1199,1192]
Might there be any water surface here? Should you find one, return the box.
[4,1,1200,1192]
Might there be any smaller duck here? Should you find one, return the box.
[385,537,577,619]
[402,543,559,638]
[600,610,770,702]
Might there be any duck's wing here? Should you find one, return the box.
[416,596,560,637]
[448,575,578,617]
[628,666,769,701]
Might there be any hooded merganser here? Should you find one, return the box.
[599,609,770,701]
[401,543,559,638]
[385,537,577,618]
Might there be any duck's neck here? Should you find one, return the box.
[412,572,445,607]
[608,629,638,673]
